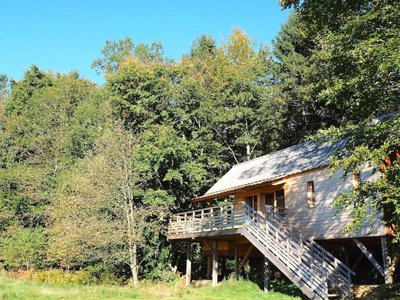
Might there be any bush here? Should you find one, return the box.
[270,277,303,297]
[31,269,96,285]
[145,267,178,283]
[85,264,126,285]
[1,228,47,269]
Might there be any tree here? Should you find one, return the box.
[278,0,400,124]
[1,227,47,269]
[190,34,217,59]
[5,65,53,116]
[0,74,9,103]
[92,37,164,75]
[175,29,274,164]
[0,68,102,270]
[269,12,320,147]
[51,124,170,284]
[106,58,172,132]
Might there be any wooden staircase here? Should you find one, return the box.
[168,203,355,299]
[242,203,354,299]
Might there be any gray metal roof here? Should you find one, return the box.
[198,140,345,200]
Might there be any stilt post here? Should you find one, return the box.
[234,243,239,279]
[185,242,192,288]
[212,240,218,286]
[207,256,212,279]
[264,257,270,292]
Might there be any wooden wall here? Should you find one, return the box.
[234,166,387,240]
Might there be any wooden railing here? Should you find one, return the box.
[168,205,243,237]
[168,203,354,299]
[243,203,354,299]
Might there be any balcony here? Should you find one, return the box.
[167,204,243,240]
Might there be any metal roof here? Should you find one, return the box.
[196,140,345,201]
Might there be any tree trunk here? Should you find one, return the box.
[125,198,139,285]
[130,242,139,285]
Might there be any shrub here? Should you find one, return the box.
[85,264,125,285]
[270,277,303,297]
[31,269,96,285]
[0,228,47,269]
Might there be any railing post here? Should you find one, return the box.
[231,205,234,228]
[322,252,328,297]
[334,259,339,295]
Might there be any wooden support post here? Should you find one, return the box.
[212,240,218,286]
[354,239,384,277]
[234,244,239,279]
[185,243,192,288]
[352,253,364,270]
[263,257,270,292]
[237,245,253,274]
[207,256,212,279]
[381,237,393,284]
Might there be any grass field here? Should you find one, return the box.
[0,275,300,300]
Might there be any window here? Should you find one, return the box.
[307,181,315,208]
[246,195,258,211]
[265,189,285,215]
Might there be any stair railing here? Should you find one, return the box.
[242,202,354,299]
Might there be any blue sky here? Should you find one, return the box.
[0,1,290,84]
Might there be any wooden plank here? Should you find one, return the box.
[354,239,384,276]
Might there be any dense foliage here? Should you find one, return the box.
[0,0,399,283]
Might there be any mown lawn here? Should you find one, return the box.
[0,275,300,300]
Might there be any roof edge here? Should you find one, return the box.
[192,165,327,203]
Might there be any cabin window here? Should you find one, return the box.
[265,189,285,215]
[246,195,258,211]
[307,181,315,208]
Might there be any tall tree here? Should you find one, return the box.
[92,37,164,75]
[0,68,102,269]
[51,124,170,284]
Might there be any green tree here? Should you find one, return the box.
[0,74,9,103]
[1,227,47,269]
[190,34,217,59]
[0,68,103,269]
[51,124,170,284]
[92,37,164,75]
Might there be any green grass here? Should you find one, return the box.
[172,280,300,300]
[0,275,300,300]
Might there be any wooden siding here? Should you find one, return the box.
[234,166,386,240]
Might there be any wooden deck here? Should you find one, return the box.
[168,203,355,300]
[168,205,243,240]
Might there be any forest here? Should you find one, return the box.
[0,0,399,289]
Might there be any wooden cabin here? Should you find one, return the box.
[167,140,393,300]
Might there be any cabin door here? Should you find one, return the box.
[265,189,285,215]
[245,195,258,211]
